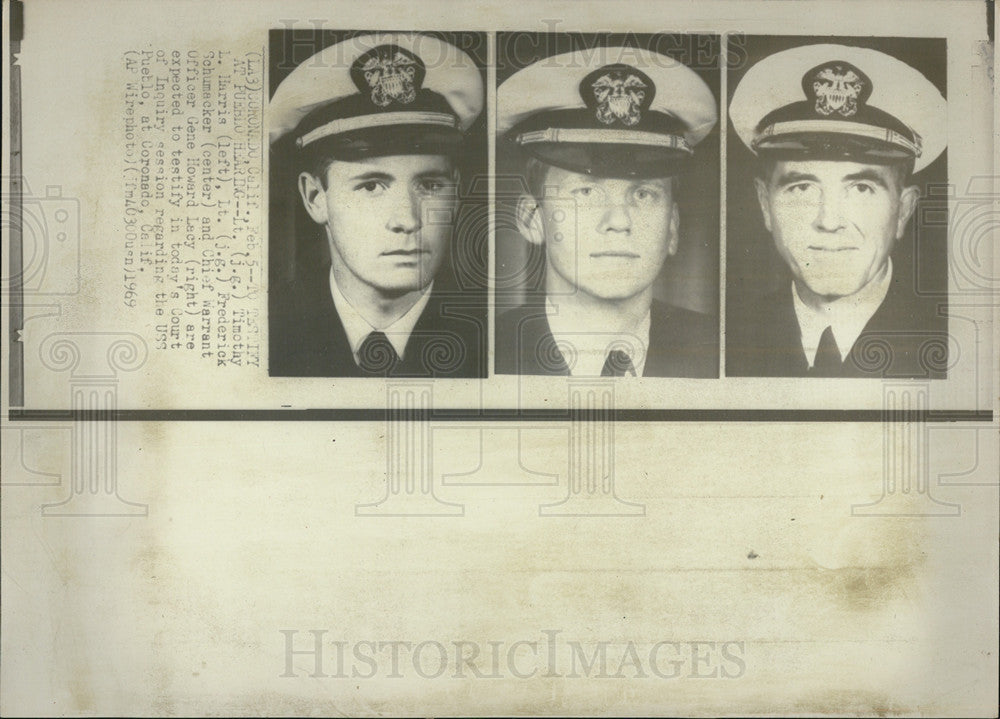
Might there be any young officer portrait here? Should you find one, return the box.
[494,35,721,378]
[726,39,949,378]
[268,32,487,378]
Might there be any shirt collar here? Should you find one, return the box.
[792,258,893,368]
[544,297,651,377]
[328,267,434,364]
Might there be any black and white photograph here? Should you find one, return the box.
[1,1,997,716]
[725,36,950,379]
[267,30,489,378]
[494,33,721,377]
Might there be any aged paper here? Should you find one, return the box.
[2,0,997,715]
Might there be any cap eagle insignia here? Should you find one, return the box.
[591,69,648,126]
[808,62,869,118]
[353,45,424,108]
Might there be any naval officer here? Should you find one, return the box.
[269,33,484,377]
[495,48,719,377]
[726,43,948,378]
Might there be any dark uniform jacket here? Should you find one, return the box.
[269,259,484,378]
[726,265,948,379]
[495,300,718,377]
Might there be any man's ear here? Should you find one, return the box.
[665,204,680,256]
[754,176,773,234]
[515,194,545,246]
[895,184,920,239]
[298,171,329,225]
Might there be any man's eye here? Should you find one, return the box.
[852,182,877,194]
[571,186,594,197]
[633,187,660,202]
[356,181,386,194]
[788,183,812,193]
[419,179,451,194]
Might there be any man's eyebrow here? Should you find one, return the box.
[347,170,395,183]
[630,177,671,189]
[413,169,455,180]
[843,169,890,188]
[774,171,819,186]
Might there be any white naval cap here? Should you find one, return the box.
[498,47,718,178]
[729,43,946,173]
[269,33,484,158]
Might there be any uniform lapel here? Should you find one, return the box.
[764,287,811,376]
[304,263,363,376]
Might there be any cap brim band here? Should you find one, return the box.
[298,111,459,149]
[516,128,691,154]
[520,143,690,179]
[754,119,922,157]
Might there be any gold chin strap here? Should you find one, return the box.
[753,119,922,158]
[516,128,692,154]
[297,111,459,149]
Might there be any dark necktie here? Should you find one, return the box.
[357,331,399,375]
[810,325,842,377]
[601,349,635,377]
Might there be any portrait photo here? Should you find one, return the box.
[267,30,489,378]
[725,36,949,379]
[494,33,722,378]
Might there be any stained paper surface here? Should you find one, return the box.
[1,0,997,716]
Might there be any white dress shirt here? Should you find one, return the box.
[545,297,651,377]
[329,268,433,365]
[792,258,893,369]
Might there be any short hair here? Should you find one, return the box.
[755,154,916,189]
[523,156,552,202]
[300,149,339,189]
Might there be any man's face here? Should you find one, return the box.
[299,154,457,297]
[754,159,919,300]
[532,165,679,301]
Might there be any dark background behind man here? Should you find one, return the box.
[268,30,489,377]
[725,36,948,370]
[495,32,721,319]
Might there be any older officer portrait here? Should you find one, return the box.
[495,35,720,378]
[268,32,487,377]
[726,40,949,378]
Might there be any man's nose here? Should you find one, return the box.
[814,191,846,232]
[598,197,631,233]
[387,190,422,234]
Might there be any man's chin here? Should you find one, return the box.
[373,279,434,299]
[798,278,866,303]
[579,283,649,303]
[371,264,437,291]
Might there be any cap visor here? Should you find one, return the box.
[524,142,690,179]
[304,124,464,161]
[755,133,915,165]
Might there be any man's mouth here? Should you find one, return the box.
[382,249,429,257]
[807,245,858,252]
[590,251,640,259]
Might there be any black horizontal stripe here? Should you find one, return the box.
[6,408,993,423]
